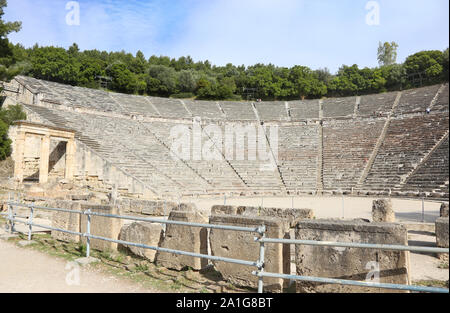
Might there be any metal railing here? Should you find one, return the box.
[1,201,449,294]
[253,237,449,294]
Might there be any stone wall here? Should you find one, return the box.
[295,219,410,293]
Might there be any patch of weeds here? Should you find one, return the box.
[170,279,183,291]
[438,262,449,269]
[414,280,449,289]
[135,263,149,273]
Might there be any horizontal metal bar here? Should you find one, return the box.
[8,202,84,215]
[87,234,259,268]
[86,211,262,233]
[7,217,83,237]
[8,202,261,234]
[253,271,449,294]
[5,216,258,268]
[257,238,450,254]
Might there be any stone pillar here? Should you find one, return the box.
[65,139,76,180]
[13,131,26,182]
[372,199,396,222]
[39,135,50,184]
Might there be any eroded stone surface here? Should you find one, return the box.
[80,204,123,252]
[295,219,410,293]
[156,210,208,270]
[118,222,164,262]
[209,215,290,292]
[372,199,396,222]
[440,203,449,218]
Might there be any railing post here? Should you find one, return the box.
[8,204,15,234]
[86,209,91,258]
[28,204,34,241]
[421,197,425,223]
[257,224,266,294]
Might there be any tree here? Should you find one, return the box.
[0,0,22,83]
[0,104,26,160]
[0,119,10,160]
[29,46,80,85]
[404,50,444,85]
[107,63,140,94]
[289,66,327,99]
[377,42,399,66]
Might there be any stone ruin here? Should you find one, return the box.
[2,76,448,200]
[436,203,449,262]
[6,194,446,293]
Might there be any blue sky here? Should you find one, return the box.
[4,0,449,73]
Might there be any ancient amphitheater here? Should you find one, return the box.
[2,76,449,199]
[0,76,449,293]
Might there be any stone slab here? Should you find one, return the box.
[118,222,164,262]
[209,215,290,292]
[80,204,123,252]
[295,219,410,293]
[156,210,208,271]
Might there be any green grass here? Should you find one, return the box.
[438,262,449,269]
[414,280,449,289]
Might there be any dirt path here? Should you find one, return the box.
[0,240,157,293]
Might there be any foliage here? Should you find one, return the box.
[0,118,10,160]
[377,41,399,66]
[0,1,449,103]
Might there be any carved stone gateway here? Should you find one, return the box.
[10,121,76,184]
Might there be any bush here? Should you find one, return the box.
[0,119,11,160]
[0,104,27,160]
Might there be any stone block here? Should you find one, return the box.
[436,217,449,248]
[295,219,410,293]
[209,215,290,292]
[372,199,396,222]
[118,222,164,262]
[156,210,208,271]
[51,200,82,243]
[80,204,123,252]
[210,205,314,227]
[259,208,314,227]
[440,203,449,218]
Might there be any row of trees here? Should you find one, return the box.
[4,42,448,101]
